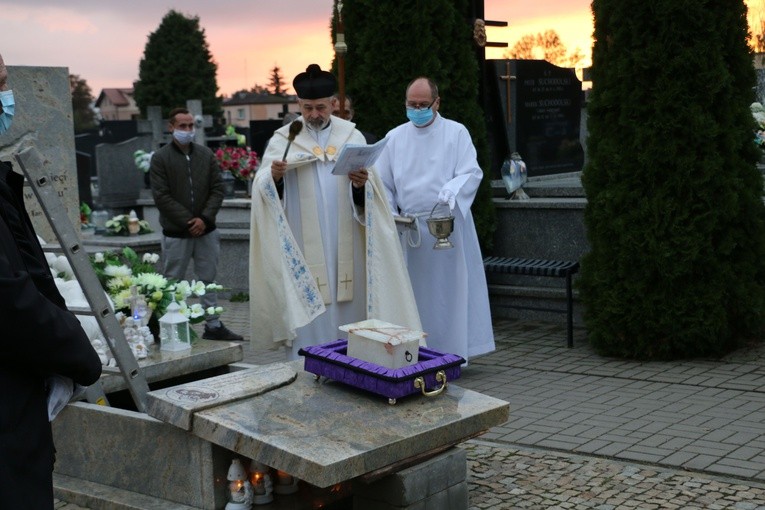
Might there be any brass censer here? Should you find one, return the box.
[426,202,454,250]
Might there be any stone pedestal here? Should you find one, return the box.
[53,361,509,509]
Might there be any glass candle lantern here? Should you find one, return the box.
[225,458,254,510]
[159,298,191,352]
[248,461,274,505]
[273,469,299,495]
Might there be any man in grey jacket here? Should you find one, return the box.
[150,107,242,341]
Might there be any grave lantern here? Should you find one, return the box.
[225,458,254,510]
[248,461,274,505]
[273,469,299,495]
[158,298,191,352]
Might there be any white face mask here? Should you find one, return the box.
[172,129,195,145]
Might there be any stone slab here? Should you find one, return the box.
[100,339,244,394]
[190,361,509,488]
[146,364,297,430]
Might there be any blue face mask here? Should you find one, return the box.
[406,107,434,127]
[172,129,195,145]
[0,90,15,135]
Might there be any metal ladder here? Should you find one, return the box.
[14,147,150,412]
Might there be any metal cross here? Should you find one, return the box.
[499,61,516,124]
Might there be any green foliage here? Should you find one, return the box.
[229,292,250,302]
[70,74,96,132]
[134,10,221,118]
[334,0,495,249]
[580,0,765,359]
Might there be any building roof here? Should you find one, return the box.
[95,88,134,107]
[223,92,298,106]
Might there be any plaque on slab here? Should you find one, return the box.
[146,363,297,430]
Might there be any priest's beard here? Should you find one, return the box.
[305,116,330,131]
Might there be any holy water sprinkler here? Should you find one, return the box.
[282,120,303,161]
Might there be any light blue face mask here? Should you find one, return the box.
[0,90,15,135]
[406,106,434,127]
[172,129,195,145]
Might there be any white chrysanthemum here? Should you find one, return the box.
[112,289,132,310]
[104,264,132,277]
[206,306,223,315]
[94,252,105,263]
[205,283,223,291]
[134,272,168,291]
[107,275,133,291]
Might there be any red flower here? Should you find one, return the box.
[215,146,259,181]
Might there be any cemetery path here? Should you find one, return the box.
[57,300,765,509]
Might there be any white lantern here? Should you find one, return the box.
[273,469,299,495]
[159,299,191,352]
[226,458,254,510]
[248,461,274,505]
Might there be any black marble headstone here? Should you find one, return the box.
[489,59,584,177]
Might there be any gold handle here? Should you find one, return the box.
[414,370,447,398]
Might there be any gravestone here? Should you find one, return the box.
[95,135,152,208]
[756,68,765,104]
[0,65,80,241]
[488,59,584,177]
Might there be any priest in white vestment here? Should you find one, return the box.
[375,77,495,363]
[249,64,421,360]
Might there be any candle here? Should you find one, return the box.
[277,470,294,486]
[250,472,266,495]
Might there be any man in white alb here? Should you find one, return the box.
[375,76,495,363]
[248,64,420,359]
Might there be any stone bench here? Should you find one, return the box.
[483,256,580,347]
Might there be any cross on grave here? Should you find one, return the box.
[499,61,516,124]
[315,277,327,293]
[340,273,353,290]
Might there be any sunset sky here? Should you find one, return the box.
[1,0,596,97]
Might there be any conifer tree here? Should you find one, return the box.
[134,10,221,118]
[267,66,287,96]
[335,0,495,249]
[580,0,765,358]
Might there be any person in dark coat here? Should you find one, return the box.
[0,52,103,510]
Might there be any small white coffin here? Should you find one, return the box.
[340,319,427,369]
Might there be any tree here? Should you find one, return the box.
[267,66,287,95]
[579,0,765,359]
[134,10,221,118]
[335,0,495,250]
[250,84,270,95]
[505,29,585,68]
[69,74,96,131]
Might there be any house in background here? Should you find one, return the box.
[95,88,140,121]
[222,92,299,127]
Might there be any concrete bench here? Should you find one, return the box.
[483,256,580,347]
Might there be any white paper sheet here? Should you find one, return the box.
[331,136,389,175]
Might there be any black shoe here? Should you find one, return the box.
[203,322,244,341]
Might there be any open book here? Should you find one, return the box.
[331,136,389,175]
